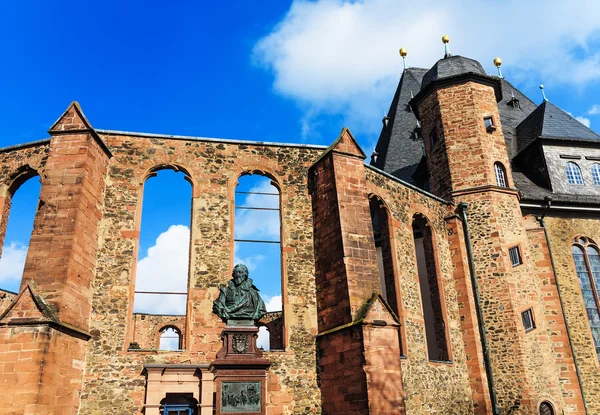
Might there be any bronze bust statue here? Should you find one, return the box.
[213,264,267,323]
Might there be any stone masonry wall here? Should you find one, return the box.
[366,168,476,414]
[131,314,187,350]
[0,289,17,314]
[541,212,600,414]
[80,132,324,414]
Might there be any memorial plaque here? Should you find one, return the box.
[221,381,261,413]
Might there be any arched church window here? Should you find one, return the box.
[571,236,600,361]
[234,173,283,349]
[566,162,584,185]
[0,169,41,294]
[133,167,192,340]
[494,162,507,188]
[412,214,449,361]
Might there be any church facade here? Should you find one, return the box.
[1,45,600,415]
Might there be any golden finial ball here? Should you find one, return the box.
[494,57,502,67]
[399,47,407,57]
[442,35,450,44]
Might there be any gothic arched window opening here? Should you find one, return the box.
[412,214,449,362]
[134,167,192,322]
[0,170,41,294]
[234,173,283,350]
[572,236,600,361]
[159,326,183,351]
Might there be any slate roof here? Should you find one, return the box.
[421,55,486,90]
[371,55,600,207]
[516,101,600,153]
[371,67,428,184]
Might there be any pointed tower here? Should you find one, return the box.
[0,102,111,414]
[410,40,585,413]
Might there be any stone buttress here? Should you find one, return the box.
[0,102,110,414]
[309,128,405,415]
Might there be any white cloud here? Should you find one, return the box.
[588,104,600,115]
[264,294,282,312]
[254,0,600,136]
[134,225,190,315]
[234,252,266,272]
[577,116,592,128]
[235,180,280,240]
[0,242,27,287]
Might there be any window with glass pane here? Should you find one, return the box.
[494,162,507,188]
[571,237,600,361]
[592,164,600,186]
[566,162,584,185]
[521,308,535,332]
[539,401,554,415]
[509,246,522,267]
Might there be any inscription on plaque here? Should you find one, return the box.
[222,381,261,413]
[232,333,249,354]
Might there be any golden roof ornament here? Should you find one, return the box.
[442,35,451,58]
[494,57,503,78]
[399,47,408,70]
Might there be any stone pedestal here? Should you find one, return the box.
[209,324,271,415]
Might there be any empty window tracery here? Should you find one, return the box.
[159,326,182,351]
[412,214,449,361]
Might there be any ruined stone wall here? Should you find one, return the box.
[540,212,600,414]
[80,132,324,414]
[131,314,187,350]
[365,168,475,414]
[0,289,17,314]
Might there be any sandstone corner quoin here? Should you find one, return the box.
[1,48,600,415]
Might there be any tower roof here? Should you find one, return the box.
[420,55,486,90]
[371,67,428,184]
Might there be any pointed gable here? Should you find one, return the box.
[48,101,94,133]
[0,283,57,324]
[331,127,366,159]
[355,293,400,326]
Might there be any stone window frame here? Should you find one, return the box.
[493,161,508,188]
[483,114,497,132]
[571,235,600,362]
[229,168,288,351]
[0,165,41,294]
[565,161,584,185]
[411,212,453,364]
[126,163,197,352]
[368,193,408,357]
[508,244,523,268]
[591,163,600,186]
[158,325,184,351]
[519,307,536,333]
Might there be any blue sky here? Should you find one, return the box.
[1,1,600,317]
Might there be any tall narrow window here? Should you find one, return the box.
[234,173,282,350]
[159,326,182,351]
[592,164,600,186]
[572,236,600,361]
[413,214,449,361]
[134,168,191,342]
[494,162,507,188]
[566,162,584,185]
[0,172,41,294]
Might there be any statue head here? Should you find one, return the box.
[232,263,249,286]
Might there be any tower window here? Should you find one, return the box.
[592,164,600,186]
[494,162,507,188]
[430,132,438,147]
[509,246,522,267]
[521,308,535,332]
[566,162,584,185]
[483,116,496,131]
[571,236,600,362]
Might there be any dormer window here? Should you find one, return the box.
[494,162,507,188]
[566,162,584,185]
[592,164,600,186]
[484,116,496,132]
